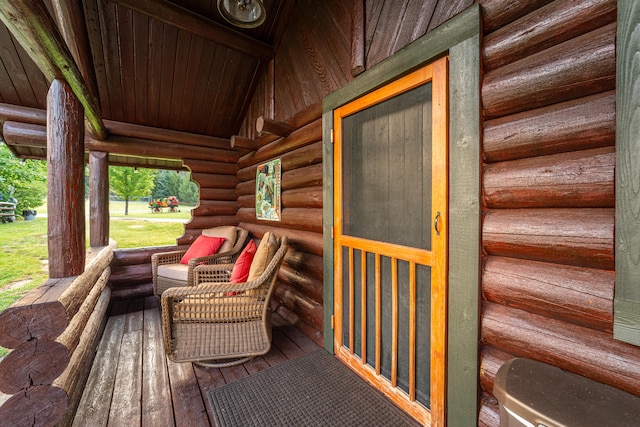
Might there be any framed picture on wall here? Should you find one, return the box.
[256,158,281,221]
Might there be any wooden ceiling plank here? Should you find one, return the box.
[0,0,106,139]
[157,24,178,128]
[178,35,204,129]
[133,9,149,125]
[98,0,124,121]
[50,0,101,104]
[168,31,191,130]
[0,58,24,106]
[12,35,49,109]
[7,36,40,108]
[110,0,274,61]
[83,0,111,119]
[147,17,164,126]
[116,5,136,123]
[193,44,226,134]
[187,40,216,132]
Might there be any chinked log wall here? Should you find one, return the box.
[478,0,640,425]
[234,103,324,345]
[0,242,116,426]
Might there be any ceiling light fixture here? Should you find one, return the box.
[217,0,266,28]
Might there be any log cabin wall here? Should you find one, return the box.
[478,0,640,425]
[235,0,472,346]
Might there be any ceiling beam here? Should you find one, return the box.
[0,0,107,139]
[50,0,101,103]
[110,0,274,61]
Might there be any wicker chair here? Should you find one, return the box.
[151,227,249,297]
[161,235,288,367]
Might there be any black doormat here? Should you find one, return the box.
[209,349,422,427]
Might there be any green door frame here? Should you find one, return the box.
[322,5,481,426]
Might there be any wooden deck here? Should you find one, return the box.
[72,296,321,426]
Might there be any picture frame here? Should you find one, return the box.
[255,158,281,221]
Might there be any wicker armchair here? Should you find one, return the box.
[151,227,249,297]
[161,235,288,367]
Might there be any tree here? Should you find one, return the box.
[109,166,156,215]
[152,170,198,204]
[0,142,47,214]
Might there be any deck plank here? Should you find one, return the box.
[72,301,127,426]
[108,329,143,426]
[142,297,174,427]
[74,298,321,426]
[167,358,210,426]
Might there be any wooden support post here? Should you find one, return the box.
[256,116,293,137]
[351,0,365,76]
[230,135,260,150]
[89,151,109,247]
[47,79,86,278]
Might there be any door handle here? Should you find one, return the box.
[434,211,441,236]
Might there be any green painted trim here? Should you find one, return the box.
[322,5,480,113]
[322,3,481,422]
[447,34,481,427]
[322,111,335,354]
[615,0,640,347]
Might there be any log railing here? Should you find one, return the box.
[0,241,116,426]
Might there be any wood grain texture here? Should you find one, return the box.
[482,302,640,398]
[483,256,614,332]
[484,147,615,209]
[0,385,68,427]
[482,22,616,119]
[483,208,614,270]
[47,79,85,278]
[89,151,109,247]
[483,0,616,71]
[479,0,554,33]
[484,90,615,162]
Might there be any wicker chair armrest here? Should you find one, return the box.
[193,263,234,284]
[186,251,235,269]
[152,250,187,267]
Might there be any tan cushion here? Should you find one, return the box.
[247,232,278,282]
[173,295,262,321]
[202,226,238,253]
[157,263,188,281]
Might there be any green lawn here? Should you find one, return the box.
[0,200,192,356]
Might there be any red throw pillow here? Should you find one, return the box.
[230,240,257,284]
[179,236,226,265]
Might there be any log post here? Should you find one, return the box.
[89,152,109,247]
[256,116,292,137]
[47,79,86,278]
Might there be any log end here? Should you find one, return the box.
[0,385,68,427]
[0,302,67,349]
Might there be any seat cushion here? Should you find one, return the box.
[248,232,278,281]
[158,263,189,281]
[202,226,238,253]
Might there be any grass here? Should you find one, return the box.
[0,200,192,357]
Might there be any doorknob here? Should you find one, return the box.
[434,211,441,236]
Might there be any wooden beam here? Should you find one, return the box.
[89,152,110,247]
[110,0,274,61]
[50,0,101,102]
[256,116,293,137]
[351,0,365,76]
[0,0,107,139]
[230,135,260,150]
[47,79,86,278]
[2,121,239,163]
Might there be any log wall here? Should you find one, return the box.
[0,242,116,426]
[476,0,640,425]
[233,0,472,349]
